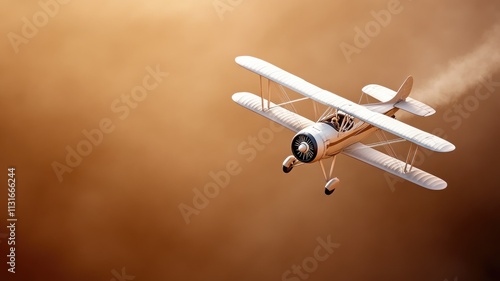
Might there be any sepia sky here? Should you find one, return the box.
[0,0,499,280]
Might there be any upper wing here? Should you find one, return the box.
[232,92,314,132]
[342,143,447,190]
[236,56,455,152]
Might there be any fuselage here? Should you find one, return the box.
[326,106,399,156]
[291,104,399,163]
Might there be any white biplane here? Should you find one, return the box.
[232,56,455,195]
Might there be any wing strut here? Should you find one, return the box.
[258,74,311,112]
[375,130,404,171]
[259,75,265,110]
[404,143,419,173]
[375,130,422,173]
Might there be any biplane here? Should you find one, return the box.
[232,56,455,195]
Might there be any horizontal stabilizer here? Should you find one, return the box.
[395,99,436,117]
[342,143,447,190]
[232,92,315,133]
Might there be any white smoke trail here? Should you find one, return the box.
[412,23,500,107]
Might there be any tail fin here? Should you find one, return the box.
[391,76,436,117]
[389,76,413,103]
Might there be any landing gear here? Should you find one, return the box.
[282,155,297,173]
[320,156,341,196]
[324,177,340,195]
[282,154,341,196]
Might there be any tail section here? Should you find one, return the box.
[362,76,436,117]
[389,76,413,103]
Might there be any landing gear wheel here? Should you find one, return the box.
[282,155,297,174]
[282,165,293,173]
[324,177,340,196]
[324,188,335,195]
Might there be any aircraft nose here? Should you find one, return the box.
[298,142,309,153]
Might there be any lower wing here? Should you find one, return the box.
[342,142,447,190]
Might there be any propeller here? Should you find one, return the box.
[291,133,317,163]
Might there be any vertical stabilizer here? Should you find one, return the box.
[389,76,413,103]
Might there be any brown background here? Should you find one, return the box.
[0,0,499,280]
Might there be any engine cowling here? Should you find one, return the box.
[291,123,337,163]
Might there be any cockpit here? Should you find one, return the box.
[321,112,354,132]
